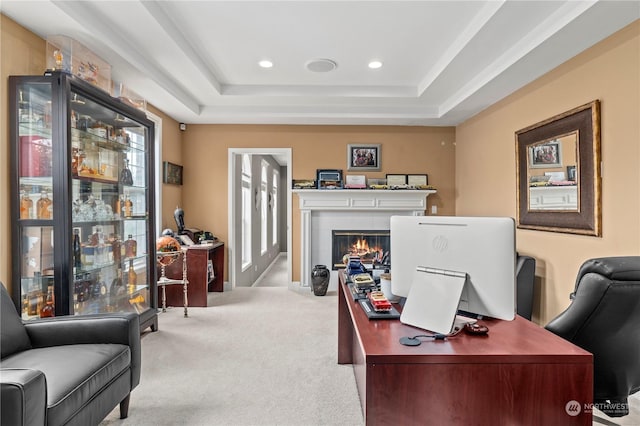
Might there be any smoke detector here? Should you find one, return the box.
[305,58,337,73]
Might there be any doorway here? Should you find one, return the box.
[228,148,292,289]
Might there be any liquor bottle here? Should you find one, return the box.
[82,236,93,266]
[112,235,122,265]
[28,272,43,316]
[73,229,82,271]
[71,148,79,175]
[96,272,108,307]
[94,226,107,266]
[124,234,137,258]
[123,193,133,218]
[86,273,102,314]
[127,259,137,293]
[20,190,33,219]
[74,148,85,175]
[110,267,125,307]
[39,285,55,318]
[120,158,134,186]
[36,191,52,219]
[115,194,124,216]
[75,276,87,314]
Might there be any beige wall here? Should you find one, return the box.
[0,15,184,294]
[0,15,46,289]
[146,104,183,231]
[456,21,640,325]
[181,125,456,281]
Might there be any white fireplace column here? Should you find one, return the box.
[293,189,436,286]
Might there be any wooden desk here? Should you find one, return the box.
[160,242,225,307]
[338,272,593,425]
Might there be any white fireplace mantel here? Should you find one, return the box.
[293,189,435,211]
[293,189,436,286]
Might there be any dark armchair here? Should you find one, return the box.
[0,283,141,425]
[545,256,640,417]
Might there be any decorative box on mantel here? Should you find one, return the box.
[292,189,436,286]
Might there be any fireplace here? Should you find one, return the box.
[331,230,390,270]
[293,189,435,287]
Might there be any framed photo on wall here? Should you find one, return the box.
[347,144,381,171]
[163,161,183,185]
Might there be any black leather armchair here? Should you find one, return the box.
[0,283,141,425]
[545,257,640,417]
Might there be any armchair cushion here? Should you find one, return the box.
[0,285,31,358]
[24,312,141,389]
[2,344,131,426]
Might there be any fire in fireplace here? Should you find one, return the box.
[331,230,390,270]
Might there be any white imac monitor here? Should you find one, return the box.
[390,215,516,321]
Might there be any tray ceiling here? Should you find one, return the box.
[2,1,638,126]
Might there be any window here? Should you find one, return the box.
[272,169,278,246]
[260,160,268,254]
[241,155,252,269]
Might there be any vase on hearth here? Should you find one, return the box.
[311,265,330,296]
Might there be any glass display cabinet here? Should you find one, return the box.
[9,71,158,332]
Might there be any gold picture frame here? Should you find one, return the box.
[515,100,601,236]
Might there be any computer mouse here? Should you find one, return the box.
[464,323,489,335]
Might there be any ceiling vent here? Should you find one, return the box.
[306,58,337,73]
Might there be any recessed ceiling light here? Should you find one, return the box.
[368,61,383,69]
[259,60,273,68]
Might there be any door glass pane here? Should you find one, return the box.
[18,83,54,221]
[70,90,150,315]
[19,226,55,319]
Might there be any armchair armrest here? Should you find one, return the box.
[1,368,47,426]
[24,313,141,388]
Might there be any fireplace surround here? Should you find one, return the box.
[293,189,436,287]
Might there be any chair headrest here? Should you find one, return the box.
[576,257,640,287]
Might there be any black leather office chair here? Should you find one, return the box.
[545,257,640,417]
[516,255,536,320]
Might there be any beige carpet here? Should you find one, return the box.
[100,285,363,426]
[100,251,640,426]
[253,254,289,288]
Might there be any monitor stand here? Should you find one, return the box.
[400,267,474,335]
